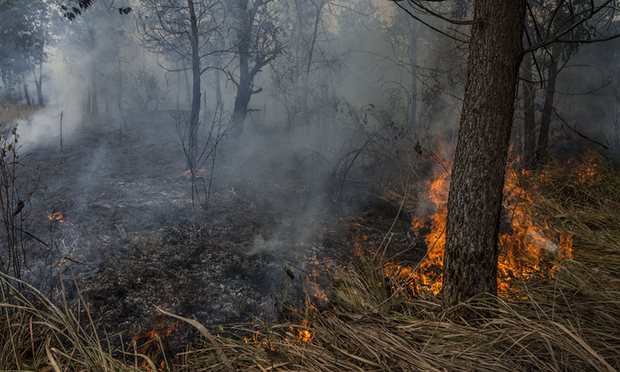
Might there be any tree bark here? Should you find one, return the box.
[214,67,223,110]
[231,0,252,134]
[536,56,558,164]
[408,23,418,133]
[442,0,525,314]
[87,27,98,115]
[211,39,224,113]
[187,0,202,168]
[33,62,44,106]
[521,53,537,168]
[21,73,31,106]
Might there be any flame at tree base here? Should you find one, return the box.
[385,161,577,298]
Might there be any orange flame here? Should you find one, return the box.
[496,169,573,294]
[309,254,328,302]
[297,320,314,343]
[133,324,176,371]
[571,152,603,186]
[385,156,574,298]
[47,211,65,224]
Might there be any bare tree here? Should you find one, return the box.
[137,0,226,168]
[228,0,284,134]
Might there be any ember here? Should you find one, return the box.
[133,324,176,371]
[297,321,313,343]
[309,254,328,302]
[181,168,207,177]
[46,211,65,224]
[570,152,604,186]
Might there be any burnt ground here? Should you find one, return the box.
[15,110,419,342]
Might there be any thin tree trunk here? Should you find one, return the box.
[305,0,324,76]
[88,27,98,115]
[33,62,44,106]
[442,0,526,315]
[90,63,98,114]
[300,0,325,127]
[188,0,202,168]
[212,40,224,112]
[522,53,537,168]
[116,56,125,142]
[183,68,192,110]
[536,57,558,164]
[408,23,418,133]
[231,0,252,134]
[21,73,31,106]
[214,67,223,110]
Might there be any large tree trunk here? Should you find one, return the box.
[442,0,526,314]
[536,56,558,164]
[521,53,537,168]
[187,0,202,168]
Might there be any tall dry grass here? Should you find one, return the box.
[0,104,41,124]
[0,154,618,371]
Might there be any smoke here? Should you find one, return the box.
[5,0,473,312]
[20,45,92,151]
[554,40,620,155]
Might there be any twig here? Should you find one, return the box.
[552,108,609,150]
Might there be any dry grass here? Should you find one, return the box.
[0,275,146,371]
[0,104,41,124]
[0,155,619,371]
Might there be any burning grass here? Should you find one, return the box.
[386,157,576,298]
[0,154,619,371]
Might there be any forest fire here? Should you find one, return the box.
[297,320,314,343]
[385,160,574,298]
[570,152,604,186]
[133,324,176,371]
[387,169,450,296]
[308,254,328,302]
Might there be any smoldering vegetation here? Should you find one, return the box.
[0,0,619,370]
[2,0,446,333]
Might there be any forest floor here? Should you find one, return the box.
[11,109,415,348]
[0,107,618,371]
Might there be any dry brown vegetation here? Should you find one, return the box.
[1,155,619,371]
[0,104,41,125]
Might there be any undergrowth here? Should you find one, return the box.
[0,155,619,371]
